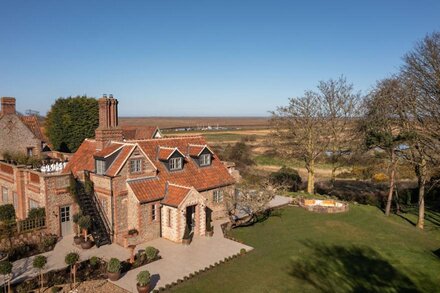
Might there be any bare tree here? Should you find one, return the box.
[271,91,329,193]
[319,76,363,182]
[362,78,406,216]
[224,182,276,228]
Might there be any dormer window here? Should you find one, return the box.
[96,159,106,175]
[130,159,142,173]
[199,153,211,166]
[169,157,183,171]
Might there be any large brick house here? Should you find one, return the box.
[0,96,236,247]
[0,97,48,160]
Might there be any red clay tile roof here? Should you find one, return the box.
[158,147,178,160]
[161,183,192,207]
[63,139,97,174]
[188,144,213,157]
[94,143,123,158]
[128,136,235,203]
[122,126,160,140]
[20,116,46,142]
[105,144,136,177]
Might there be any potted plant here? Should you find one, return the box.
[0,260,12,293]
[33,255,47,291]
[182,225,192,245]
[72,212,83,245]
[128,228,139,237]
[107,258,121,281]
[65,252,80,289]
[136,270,151,293]
[145,246,159,262]
[78,215,93,249]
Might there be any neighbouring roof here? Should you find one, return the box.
[161,183,192,207]
[20,116,47,142]
[122,126,160,140]
[94,143,123,158]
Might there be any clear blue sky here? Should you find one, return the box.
[0,0,439,116]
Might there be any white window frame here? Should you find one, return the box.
[29,199,39,210]
[96,159,106,175]
[130,159,142,173]
[213,190,223,203]
[199,153,211,166]
[151,204,157,221]
[169,157,182,171]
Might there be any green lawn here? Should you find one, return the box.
[171,205,440,293]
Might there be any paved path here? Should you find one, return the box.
[9,236,131,285]
[112,220,252,292]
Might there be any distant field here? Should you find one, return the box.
[119,116,269,129]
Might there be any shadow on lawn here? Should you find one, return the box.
[290,241,435,293]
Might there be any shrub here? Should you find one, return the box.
[136,270,151,286]
[41,235,57,250]
[0,204,16,222]
[240,248,246,254]
[0,260,12,275]
[107,258,121,273]
[33,255,47,269]
[72,211,82,224]
[27,207,46,219]
[269,166,302,191]
[51,287,61,293]
[77,215,91,231]
[145,246,159,261]
[128,228,139,236]
[372,172,389,183]
[65,252,80,266]
[89,256,99,267]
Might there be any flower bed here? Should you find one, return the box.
[299,198,348,213]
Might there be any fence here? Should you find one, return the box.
[0,217,46,237]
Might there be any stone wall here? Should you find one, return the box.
[0,228,50,251]
[161,206,179,242]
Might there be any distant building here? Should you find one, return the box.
[0,97,48,159]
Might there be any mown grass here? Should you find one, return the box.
[171,205,440,293]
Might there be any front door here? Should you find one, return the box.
[60,205,72,236]
[186,205,196,234]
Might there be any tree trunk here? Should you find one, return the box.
[331,167,337,184]
[416,159,427,230]
[307,160,315,194]
[385,152,396,216]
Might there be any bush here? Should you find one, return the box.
[0,260,12,275]
[269,166,302,191]
[32,255,47,269]
[240,248,246,254]
[51,287,61,293]
[27,207,46,219]
[372,173,389,183]
[145,246,159,261]
[65,252,80,266]
[89,256,99,267]
[136,270,151,286]
[41,235,57,250]
[107,258,121,273]
[0,204,16,222]
[77,215,91,231]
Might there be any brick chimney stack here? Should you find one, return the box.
[95,94,123,150]
[1,97,16,115]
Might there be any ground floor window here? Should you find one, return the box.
[167,208,172,227]
[2,187,8,203]
[151,204,157,221]
[213,189,223,203]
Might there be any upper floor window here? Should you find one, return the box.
[29,199,39,210]
[130,159,142,173]
[169,157,183,171]
[213,190,223,203]
[199,154,211,166]
[27,147,34,157]
[96,159,106,175]
[2,187,8,203]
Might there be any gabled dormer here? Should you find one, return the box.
[158,147,185,171]
[188,144,214,167]
[93,144,124,175]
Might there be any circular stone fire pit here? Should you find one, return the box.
[299,198,348,213]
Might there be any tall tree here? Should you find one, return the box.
[398,32,440,229]
[45,96,99,152]
[363,78,405,216]
[319,76,362,182]
[271,91,329,193]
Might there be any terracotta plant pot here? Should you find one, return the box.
[74,236,84,245]
[206,230,214,237]
[81,239,93,249]
[108,271,121,281]
[137,283,150,293]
